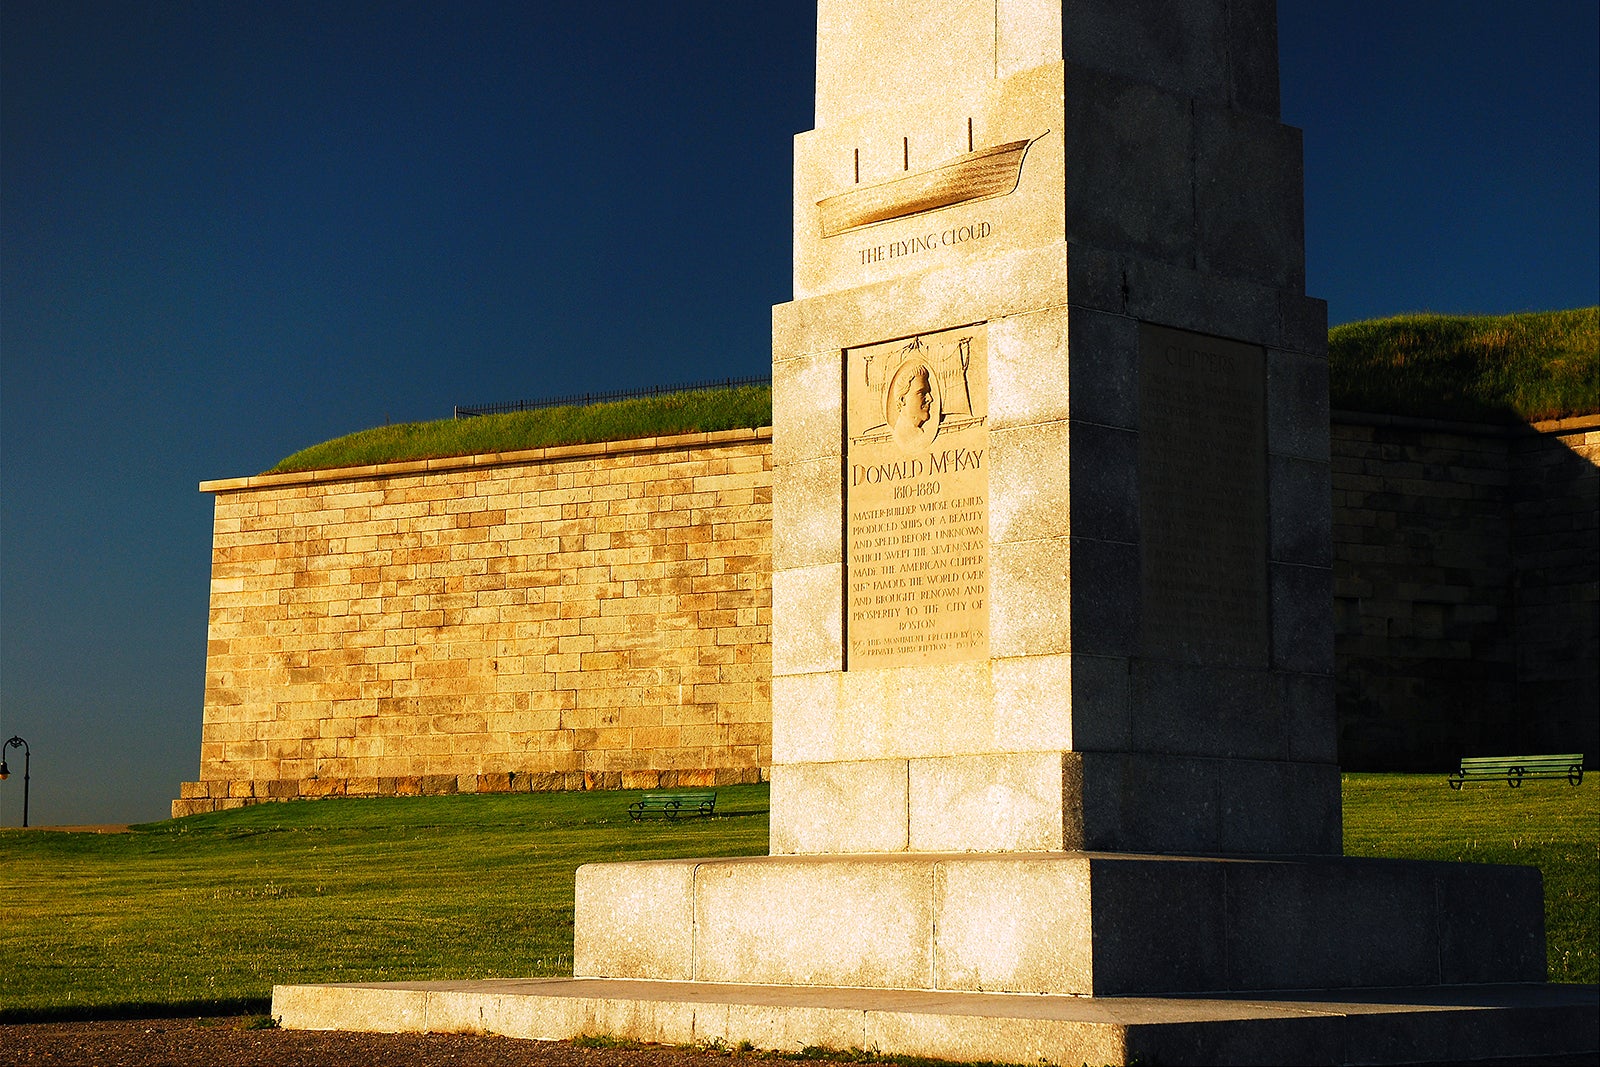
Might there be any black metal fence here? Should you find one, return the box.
[453,375,771,419]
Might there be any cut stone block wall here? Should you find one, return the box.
[175,429,772,816]
[176,415,1597,814]
[1332,414,1599,770]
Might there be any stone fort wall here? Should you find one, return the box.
[175,416,1597,814]
[1333,415,1599,770]
[175,429,772,816]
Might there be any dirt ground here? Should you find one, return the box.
[1,1016,869,1067]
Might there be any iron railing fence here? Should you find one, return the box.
[454,375,771,419]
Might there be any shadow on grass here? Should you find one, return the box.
[0,997,272,1025]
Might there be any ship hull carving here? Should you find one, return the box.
[817,133,1046,238]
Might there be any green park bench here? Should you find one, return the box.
[628,790,717,821]
[1448,754,1585,790]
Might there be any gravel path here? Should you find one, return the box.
[2,1017,867,1067]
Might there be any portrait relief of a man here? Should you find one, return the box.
[886,359,941,451]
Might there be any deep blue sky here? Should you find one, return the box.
[2,2,1595,826]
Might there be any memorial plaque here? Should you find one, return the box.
[845,323,989,669]
[1137,324,1268,667]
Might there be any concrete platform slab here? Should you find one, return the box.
[272,976,1598,1066]
[575,852,1547,995]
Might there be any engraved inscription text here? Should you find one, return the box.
[846,324,990,668]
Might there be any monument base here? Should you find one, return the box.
[573,852,1545,996]
[271,977,1599,1065]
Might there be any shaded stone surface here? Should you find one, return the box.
[272,978,1599,1067]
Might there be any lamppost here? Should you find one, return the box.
[1,736,30,827]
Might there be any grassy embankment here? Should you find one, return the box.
[264,308,1597,474]
[1,776,1594,1019]
[269,383,771,473]
[1328,306,1597,423]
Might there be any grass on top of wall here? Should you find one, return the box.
[1,776,1594,1019]
[264,309,1597,473]
[268,384,771,474]
[1328,307,1599,423]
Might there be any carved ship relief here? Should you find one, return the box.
[817,131,1048,238]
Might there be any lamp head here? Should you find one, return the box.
[0,760,8,780]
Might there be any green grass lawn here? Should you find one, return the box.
[1341,772,1598,985]
[0,787,769,1018]
[1,776,1593,1019]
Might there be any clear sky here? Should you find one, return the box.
[2,2,1595,826]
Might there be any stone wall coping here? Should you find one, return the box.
[199,426,775,494]
[1333,409,1600,439]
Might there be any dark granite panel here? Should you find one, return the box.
[1271,563,1334,674]
[1069,536,1140,657]
[1089,855,1228,994]
[1219,758,1341,855]
[1121,254,1283,349]
[1435,861,1547,984]
[1226,0,1281,117]
[1280,670,1338,764]
[1064,241,1125,315]
[1269,454,1332,566]
[1266,348,1331,462]
[1280,293,1329,356]
[1068,653,1132,752]
[1194,105,1305,290]
[1068,421,1139,543]
[1066,307,1140,429]
[1061,0,1230,104]
[1129,660,1280,760]
[1224,858,1439,988]
[1080,750,1220,853]
[1138,325,1269,668]
[1063,66,1194,267]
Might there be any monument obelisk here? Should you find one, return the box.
[276,2,1597,1060]
[578,0,1518,994]
[574,0,1581,1020]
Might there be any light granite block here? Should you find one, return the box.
[772,454,842,571]
[771,565,843,677]
[988,304,1070,431]
[770,759,909,854]
[771,351,842,468]
[693,857,935,988]
[908,751,1067,852]
[988,421,1072,544]
[988,537,1072,658]
[933,855,1092,992]
[769,671,844,763]
[573,859,695,980]
[272,983,428,1032]
[990,652,1073,751]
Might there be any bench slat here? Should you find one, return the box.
[627,790,718,821]
[1448,754,1584,789]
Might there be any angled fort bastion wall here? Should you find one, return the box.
[176,416,1595,814]
[175,429,772,816]
[1333,414,1599,769]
